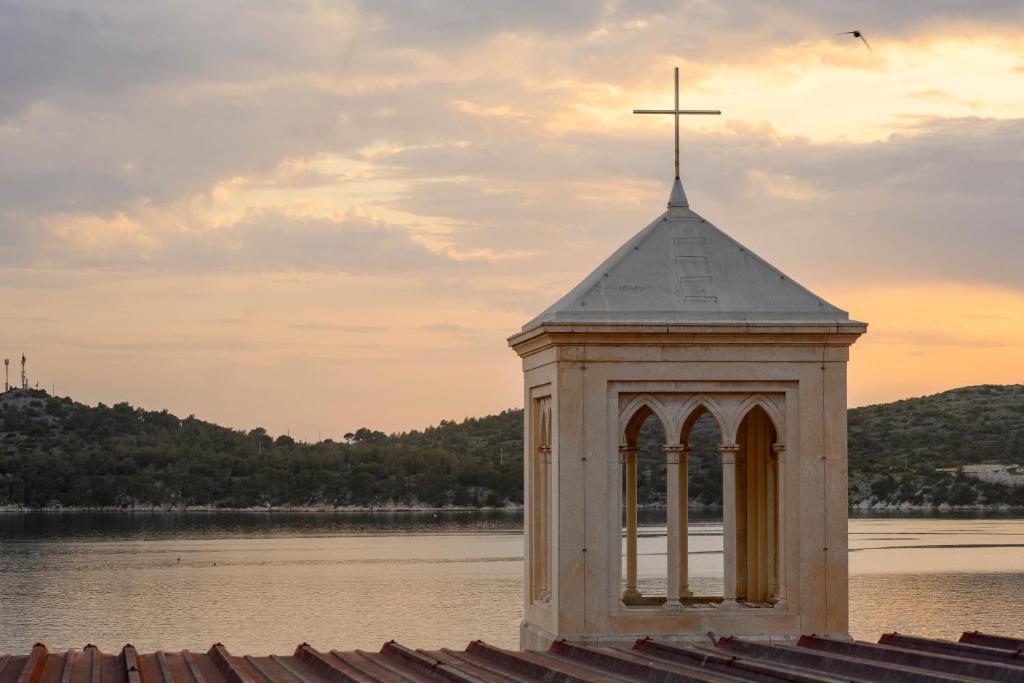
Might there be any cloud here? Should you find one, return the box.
[353,113,1023,294]
[24,209,464,273]
[353,0,609,44]
[2,1,1021,233]
[11,110,1020,294]
[0,2,360,116]
[0,82,343,215]
[673,117,1024,291]
[2,1,1024,435]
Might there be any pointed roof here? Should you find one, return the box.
[521,188,854,332]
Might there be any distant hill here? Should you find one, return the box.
[849,384,1024,471]
[848,384,1024,508]
[0,389,521,509]
[0,385,1022,509]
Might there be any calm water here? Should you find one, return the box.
[1,511,1022,653]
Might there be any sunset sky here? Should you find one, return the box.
[2,1,1023,439]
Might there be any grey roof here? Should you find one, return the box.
[523,185,852,332]
[4,632,1021,683]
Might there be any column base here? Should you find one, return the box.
[621,588,642,602]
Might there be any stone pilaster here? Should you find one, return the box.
[620,445,641,602]
[720,444,741,609]
[773,442,788,610]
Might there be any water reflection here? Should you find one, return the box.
[850,572,1024,640]
[0,512,524,655]
[0,511,1021,654]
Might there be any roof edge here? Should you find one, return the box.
[509,319,868,348]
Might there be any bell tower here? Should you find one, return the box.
[509,69,866,648]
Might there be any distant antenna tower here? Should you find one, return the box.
[20,353,27,390]
[3,358,8,392]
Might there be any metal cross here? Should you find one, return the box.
[633,67,720,180]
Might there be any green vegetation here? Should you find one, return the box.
[0,384,1022,509]
[0,390,520,509]
[848,384,1024,508]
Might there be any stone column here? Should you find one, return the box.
[773,443,788,609]
[679,446,694,598]
[621,445,641,602]
[538,444,552,600]
[663,445,686,607]
[720,444,740,609]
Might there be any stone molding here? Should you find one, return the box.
[619,391,785,446]
[508,321,867,355]
[718,443,740,464]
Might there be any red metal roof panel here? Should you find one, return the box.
[2,633,1022,683]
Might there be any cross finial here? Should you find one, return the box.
[633,67,721,208]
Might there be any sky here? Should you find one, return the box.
[1,1,1023,439]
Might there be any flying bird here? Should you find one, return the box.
[837,30,872,52]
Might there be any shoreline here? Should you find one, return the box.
[851,498,1024,511]
[0,504,525,513]
[2,503,1022,513]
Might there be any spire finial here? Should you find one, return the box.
[633,67,721,207]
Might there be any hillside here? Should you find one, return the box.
[1,385,1022,509]
[0,389,521,509]
[848,384,1024,508]
[849,385,1024,471]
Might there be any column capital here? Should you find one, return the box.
[772,442,787,462]
[719,443,739,464]
[618,444,638,454]
[662,444,688,464]
[539,444,552,454]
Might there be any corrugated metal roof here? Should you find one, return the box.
[2,632,1021,683]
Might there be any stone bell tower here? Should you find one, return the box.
[508,70,866,649]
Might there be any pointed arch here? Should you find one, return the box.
[732,398,782,604]
[539,400,552,446]
[732,394,784,444]
[620,394,673,445]
[677,395,729,445]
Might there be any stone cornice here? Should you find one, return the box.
[509,320,867,358]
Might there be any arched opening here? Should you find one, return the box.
[734,404,780,605]
[674,404,726,602]
[617,396,785,608]
[681,409,724,598]
[620,404,668,603]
